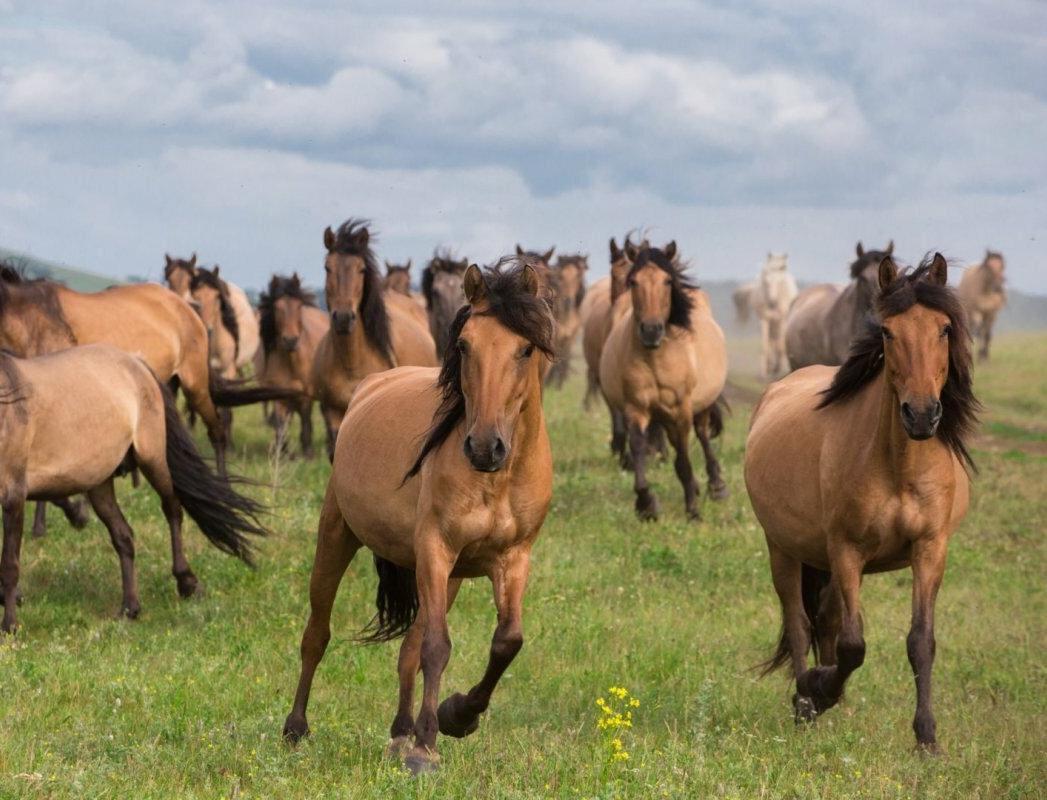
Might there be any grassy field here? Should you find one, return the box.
[1,333,1044,799]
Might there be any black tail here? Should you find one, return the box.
[708,393,730,438]
[357,556,419,643]
[759,563,831,676]
[209,370,302,408]
[161,382,267,565]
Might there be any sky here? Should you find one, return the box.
[2,1,1045,293]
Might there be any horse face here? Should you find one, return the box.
[882,303,951,441]
[191,282,223,337]
[384,266,411,296]
[629,262,672,349]
[985,255,1006,291]
[552,259,586,321]
[324,252,366,335]
[429,270,465,325]
[164,256,196,300]
[273,295,304,352]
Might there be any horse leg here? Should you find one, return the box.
[270,401,292,457]
[765,542,815,717]
[1,497,26,632]
[796,549,865,717]
[283,484,361,743]
[438,548,531,739]
[667,417,700,521]
[694,410,729,500]
[56,496,91,529]
[322,405,342,463]
[137,454,199,599]
[760,317,772,379]
[610,409,631,469]
[85,480,141,620]
[404,537,454,775]
[628,416,659,521]
[299,401,316,460]
[646,420,669,459]
[387,578,463,760]
[908,536,948,752]
[180,374,228,476]
[815,580,842,666]
[31,502,47,538]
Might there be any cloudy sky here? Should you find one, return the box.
[2,1,1045,292]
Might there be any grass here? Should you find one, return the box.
[1,333,1045,799]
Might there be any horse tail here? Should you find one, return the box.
[160,379,266,565]
[708,393,730,439]
[209,367,302,408]
[583,368,600,410]
[759,563,831,676]
[357,556,419,643]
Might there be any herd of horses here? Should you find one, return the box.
[0,220,1009,773]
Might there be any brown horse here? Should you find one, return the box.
[958,250,1006,360]
[0,344,266,631]
[384,260,413,296]
[283,261,555,775]
[784,241,894,370]
[545,253,588,388]
[163,253,197,300]
[190,266,240,381]
[312,220,438,459]
[746,254,977,750]
[599,243,728,520]
[421,249,468,358]
[258,274,329,458]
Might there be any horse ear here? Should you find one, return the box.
[886,240,894,256]
[929,253,948,286]
[164,253,172,266]
[521,264,541,297]
[624,238,638,261]
[358,227,369,247]
[878,256,898,290]
[543,247,555,264]
[609,237,622,262]
[665,240,677,261]
[189,253,197,267]
[212,265,220,277]
[856,241,865,259]
[406,258,412,270]
[516,244,525,256]
[323,226,335,251]
[463,264,486,304]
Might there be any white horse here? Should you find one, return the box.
[751,253,798,379]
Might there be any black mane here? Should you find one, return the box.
[404,259,555,481]
[330,219,393,364]
[0,261,76,344]
[258,273,317,355]
[818,258,979,472]
[190,267,239,352]
[628,246,697,329]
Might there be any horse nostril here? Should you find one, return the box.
[901,402,916,423]
[493,437,506,460]
[931,400,943,421]
[463,435,474,458]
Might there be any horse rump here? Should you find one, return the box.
[357,555,419,643]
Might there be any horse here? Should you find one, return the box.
[745,254,977,751]
[312,220,439,460]
[384,260,413,296]
[257,274,329,458]
[283,260,555,775]
[163,253,197,300]
[732,281,755,325]
[784,241,894,370]
[0,344,267,631]
[0,266,294,477]
[181,262,260,374]
[750,253,799,379]
[599,243,728,520]
[545,253,588,388]
[421,249,468,358]
[958,250,1006,360]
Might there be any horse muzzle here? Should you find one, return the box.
[281,335,300,353]
[900,400,943,441]
[638,321,665,349]
[331,310,356,335]
[463,433,508,472]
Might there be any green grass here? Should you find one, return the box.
[1,334,1045,799]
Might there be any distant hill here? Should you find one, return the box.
[0,246,124,293]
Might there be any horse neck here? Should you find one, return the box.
[2,286,76,356]
[872,372,951,482]
[333,315,388,374]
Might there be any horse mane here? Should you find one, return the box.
[0,260,76,344]
[628,246,697,330]
[849,247,892,280]
[190,267,239,351]
[404,258,556,481]
[421,247,468,308]
[818,258,979,472]
[258,273,317,356]
[329,219,393,364]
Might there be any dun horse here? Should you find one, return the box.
[164,253,197,299]
[784,241,894,370]
[545,253,588,388]
[384,260,413,296]
[958,250,1006,360]
[313,220,438,459]
[746,254,977,750]
[173,258,260,374]
[421,250,469,357]
[258,274,329,457]
[750,253,798,379]
[283,261,555,775]
[599,243,728,520]
[0,344,266,631]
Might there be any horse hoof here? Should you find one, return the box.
[916,741,941,757]
[438,693,481,738]
[404,748,440,776]
[792,693,817,724]
[709,481,730,501]
[796,667,840,713]
[686,509,702,523]
[69,503,91,530]
[176,574,202,599]
[385,736,413,761]
[282,715,309,744]
[120,604,141,621]
[31,525,46,539]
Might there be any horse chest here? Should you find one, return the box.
[842,479,946,560]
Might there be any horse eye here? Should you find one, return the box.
[626,278,636,288]
[941,324,952,338]
[664,278,672,286]
[881,326,893,340]
[456,339,467,354]
[520,344,535,359]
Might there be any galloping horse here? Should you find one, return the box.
[0,344,266,631]
[749,253,799,379]
[599,243,728,520]
[312,220,438,459]
[746,254,977,750]
[421,250,468,358]
[545,253,588,388]
[784,241,894,370]
[958,250,1006,360]
[257,274,329,457]
[283,261,555,775]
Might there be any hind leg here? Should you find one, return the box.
[765,543,816,720]
[1,497,26,632]
[284,482,361,742]
[180,374,228,476]
[31,502,47,539]
[694,410,729,500]
[137,455,200,599]
[86,480,141,620]
[322,404,343,463]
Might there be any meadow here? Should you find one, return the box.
[0,333,1044,799]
